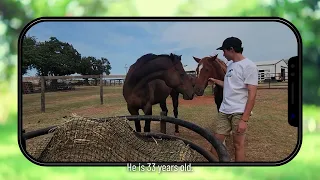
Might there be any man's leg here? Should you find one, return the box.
[210,112,231,160]
[231,113,247,162]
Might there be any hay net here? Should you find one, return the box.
[29,114,208,163]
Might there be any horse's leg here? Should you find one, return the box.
[171,90,180,135]
[214,86,223,112]
[215,98,221,112]
[143,104,152,132]
[159,101,168,116]
[159,100,168,134]
[127,105,141,132]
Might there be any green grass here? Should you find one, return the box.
[303,105,320,122]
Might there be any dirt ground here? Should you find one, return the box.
[22,86,298,163]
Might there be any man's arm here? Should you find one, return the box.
[241,84,257,121]
[208,78,224,87]
[241,65,259,122]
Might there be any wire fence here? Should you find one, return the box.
[22,75,126,113]
[257,72,288,89]
[22,72,288,113]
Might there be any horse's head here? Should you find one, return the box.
[163,53,195,100]
[188,74,197,88]
[192,54,226,96]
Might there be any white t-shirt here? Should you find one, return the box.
[219,58,258,114]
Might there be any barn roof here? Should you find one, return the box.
[255,59,286,66]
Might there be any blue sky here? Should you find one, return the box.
[24,21,298,76]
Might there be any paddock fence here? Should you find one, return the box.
[22,72,288,113]
[22,74,126,113]
[257,72,288,89]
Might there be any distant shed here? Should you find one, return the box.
[255,59,288,82]
[184,66,197,77]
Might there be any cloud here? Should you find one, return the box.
[133,22,172,36]
[103,32,135,46]
[26,27,54,42]
[71,41,108,58]
[132,22,156,35]
[23,21,299,75]
[152,21,298,61]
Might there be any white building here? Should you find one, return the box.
[183,59,288,82]
[255,59,288,82]
[184,65,197,77]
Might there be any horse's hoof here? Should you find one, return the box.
[174,132,180,136]
[160,112,167,116]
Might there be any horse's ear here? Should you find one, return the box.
[209,54,219,64]
[168,53,174,61]
[193,56,201,63]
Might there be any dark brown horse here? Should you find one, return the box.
[192,54,227,111]
[123,53,195,132]
[154,74,196,135]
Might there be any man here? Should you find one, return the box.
[208,37,258,162]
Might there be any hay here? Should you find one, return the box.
[26,133,54,159]
[33,114,208,162]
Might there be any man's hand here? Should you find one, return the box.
[237,119,247,134]
[208,78,224,87]
[208,78,216,85]
[241,84,257,121]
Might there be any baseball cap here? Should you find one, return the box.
[216,37,242,50]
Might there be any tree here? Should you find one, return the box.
[77,56,112,85]
[77,56,96,85]
[91,57,112,85]
[92,57,112,75]
[235,0,320,105]
[22,35,37,75]
[31,37,81,77]
[265,0,320,105]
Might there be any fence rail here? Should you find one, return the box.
[22,73,288,113]
[257,72,288,89]
[258,72,288,82]
[23,75,126,81]
[23,75,126,112]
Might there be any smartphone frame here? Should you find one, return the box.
[18,17,303,167]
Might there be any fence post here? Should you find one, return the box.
[269,76,271,89]
[100,74,103,105]
[40,76,45,112]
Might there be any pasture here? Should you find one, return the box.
[22,85,297,162]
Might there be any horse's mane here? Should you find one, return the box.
[130,53,179,72]
[209,56,227,74]
[126,53,181,85]
[134,53,157,65]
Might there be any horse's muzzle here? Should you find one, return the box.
[182,92,194,100]
[195,87,204,96]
